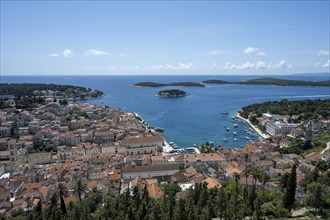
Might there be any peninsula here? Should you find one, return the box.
[133,81,205,88]
[155,89,188,97]
[0,83,104,100]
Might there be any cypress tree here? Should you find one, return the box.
[283,164,297,212]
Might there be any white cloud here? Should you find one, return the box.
[323,60,330,68]
[85,66,99,70]
[84,49,110,56]
[209,50,222,55]
[273,60,291,69]
[178,63,193,70]
[223,60,291,70]
[63,49,74,57]
[322,60,330,68]
[119,53,127,57]
[149,63,193,70]
[48,53,59,57]
[255,61,267,69]
[243,47,267,56]
[315,60,330,68]
[257,51,267,56]
[318,50,330,56]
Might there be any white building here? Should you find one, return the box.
[266,121,299,136]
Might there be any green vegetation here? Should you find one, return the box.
[31,144,53,153]
[202,77,330,87]
[238,77,330,87]
[167,82,205,87]
[202,79,230,84]
[156,89,188,97]
[6,169,330,220]
[240,99,330,120]
[0,83,104,99]
[283,164,296,212]
[134,82,167,87]
[133,81,205,87]
[0,96,46,110]
[198,141,216,153]
[277,130,330,156]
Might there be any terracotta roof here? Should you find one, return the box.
[64,195,77,204]
[224,166,242,175]
[122,164,179,173]
[108,171,121,180]
[202,177,222,189]
[87,180,97,191]
[130,176,147,189]
[304,152,321,161]
[147,185,163,198]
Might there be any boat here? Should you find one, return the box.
[233,132,237,135]
[231,116,235,120]
[226,127,230,131]
[155,127,164,132]
[169,142,175,145]
[233,124,238,128]
[223,138,228,142]
[246,136,250,140]
[234,138,238,141]
[222,112,229,115]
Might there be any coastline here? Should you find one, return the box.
[236,113,270,140]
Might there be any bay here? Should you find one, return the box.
[1,75,329,149]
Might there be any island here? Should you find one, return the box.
[155,89,188,97]
[202,79,230,84]
[237,77,330,87]
[133,81,205,88]
[202,77,330,87]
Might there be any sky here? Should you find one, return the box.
[0,1,329,75]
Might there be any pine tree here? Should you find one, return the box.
[283,164,297,212]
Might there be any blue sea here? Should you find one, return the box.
[1,75,329,149]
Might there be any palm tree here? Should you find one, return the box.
[73,179,88,202]
[87,187,103,207]
[57,183,68,215]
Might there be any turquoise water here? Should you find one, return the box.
[1,75,329,149]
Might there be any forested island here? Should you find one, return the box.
[0,83,104,99]
[134,77,330,88]
[237,77,330,87]
[202,77,330,87]
[133,82,205,87]
[156,89,188,97]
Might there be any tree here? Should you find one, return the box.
[306,182,330,214]
[73,179,88,202]
[233,172,241,219]
[57,183,68,215]
[283,164,297,212]
[316,160,328,172]
[86,187,103,213]
[279,173,289,192]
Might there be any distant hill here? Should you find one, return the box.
[202,77,330,87]
[133,82,205,88]
[238,77,330,87]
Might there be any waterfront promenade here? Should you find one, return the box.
[236,113,270,139]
